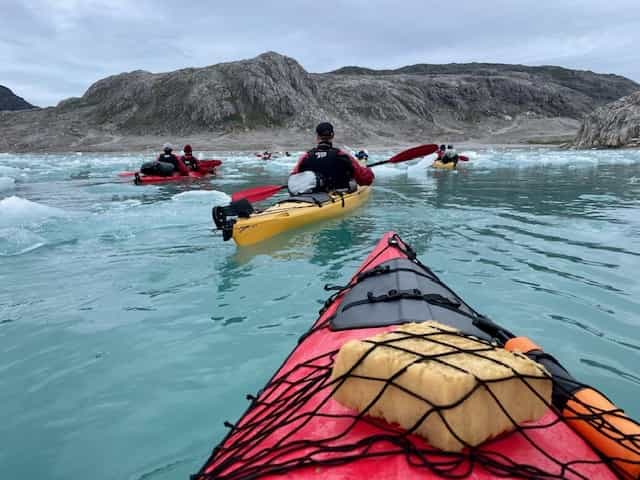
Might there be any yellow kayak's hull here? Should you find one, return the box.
[431,160,456,170]
[232,187,371,246]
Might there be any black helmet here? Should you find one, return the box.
[439,144,446,151]
[447,144,453,149]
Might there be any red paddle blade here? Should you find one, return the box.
[198,159,223,169]
[458,155,469,162]
[118,171,137,177]
[388,144,439,163]
[231,184,285,203]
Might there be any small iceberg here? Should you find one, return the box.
[0,195,66,228]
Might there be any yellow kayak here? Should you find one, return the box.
[214,187,371,246]
[431,160,456,170]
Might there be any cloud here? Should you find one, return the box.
[2,0,639,106]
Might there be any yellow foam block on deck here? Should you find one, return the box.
[330,322,552,452]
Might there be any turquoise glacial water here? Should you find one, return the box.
[1,148,639,479]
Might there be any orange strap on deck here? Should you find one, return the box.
[564,388,640,479]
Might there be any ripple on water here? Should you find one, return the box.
[0,165,22,177]
[580,358,640,386]
[0,176,16,192]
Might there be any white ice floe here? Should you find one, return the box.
[0,196,66,228]
[0,227,46,257]
[171,190,231,206]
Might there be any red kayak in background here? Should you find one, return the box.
[118,159,222,185]
[195,232,639,480]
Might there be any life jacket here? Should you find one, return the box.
[158,152,179,168]
[299,143,354,191]
[182,153,198,169]
[442,149,459,164]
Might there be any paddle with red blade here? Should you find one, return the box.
[231,144,439,203]
[367,144,438,167]
[231,184,287,203]
[196,159,223,170]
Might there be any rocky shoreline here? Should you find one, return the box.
[574,91,640,148]
[0,123,582,154]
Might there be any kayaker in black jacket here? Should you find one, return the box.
[355,150,369,162]
[157,143,189,175]
[291,122,374,191]
[441,145,459,165]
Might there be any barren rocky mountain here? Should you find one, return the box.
[574,91,640,148]
[1,52,638,152]
[0,85,35,112]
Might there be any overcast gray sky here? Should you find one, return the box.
[2,0,639,106]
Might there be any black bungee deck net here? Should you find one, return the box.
[195,235,640,480]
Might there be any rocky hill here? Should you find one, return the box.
[574,91,640,148]
[0,85,35,111]
[1,52,638,152]
[331,63,635,104]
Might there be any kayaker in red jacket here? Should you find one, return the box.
[180,144,199,170]
[291,122,374,190]
[157,143,189,175]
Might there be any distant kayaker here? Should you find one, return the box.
[442,145,459,165]
[158,143,189,175]
[290,122,374,191]
[355,150,369,162]
[180,144,199,170]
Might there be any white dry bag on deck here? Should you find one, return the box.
[287,171,322,195]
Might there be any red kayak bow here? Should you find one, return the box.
[196,232,639,480]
